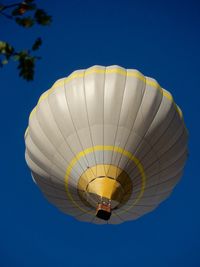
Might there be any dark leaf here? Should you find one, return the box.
[5,43,14,56]
[12,7,22,16]
[15,16,34,27]
[18,50,29,58]
[17,55,35,81]
[0,42,14,58]
[0,41,7,51]
[34,9,51,25]
[12,2,36,16]
[32,37,42,51]
[0,4,4,11]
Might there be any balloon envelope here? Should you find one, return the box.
[25,65,188,224]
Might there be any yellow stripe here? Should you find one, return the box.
[24,126,29,138]
[29,106,37,118]
[64,145,146,215]
[27,66,185,132]
[163,90,173,101]
[175,105,183,119]
[28,66,183,121]
[52,67,161,95]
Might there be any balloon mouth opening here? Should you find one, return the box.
[96,202,111,221]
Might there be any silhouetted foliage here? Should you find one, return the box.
[0,0,52,81]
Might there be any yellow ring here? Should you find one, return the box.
[64,145,146,215]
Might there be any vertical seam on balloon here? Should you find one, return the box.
[26,147,53,178]
[28,135,80,194]
[55,88,93,183]
[28,127,77,185]
[124,104,177,181]
[117,77,147,169]
[46,92,85,180]
[121,82,163,179]
[33,107,67,171]
[63,72,97,180]
[115,210,141,220]
[122,203,155,207]
[90,216,97,224]
[44,193,85,202]
[121,86,164,195]
[60,206,90,217]
[146,127,187,201]
[106,68,128,179]
[26,143,70,201]
[135,176,184,199]
[127,149,184,190]
[111,211,124,223]
[75,212,94,221]
[126,110,184,184]
[28,126,68,184]
[46,86,89,190]
[26,152,49,177]
[127,148,187,190]
[83,69,98,177]
[116,206,142,216]
[129,189,174,201]
[63,75,95,188]
[57,203,92,211]
[102,67,106,176]
[33,175,69,193]
[129,167,185,196]
[115,75,147,178]
[45,189,86,201]
[57,202,91,208]
[57,205,87,214]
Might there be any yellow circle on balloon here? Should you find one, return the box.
[64,145,146,215]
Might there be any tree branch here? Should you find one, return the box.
[0,2,22,11]
[0,10,13,20]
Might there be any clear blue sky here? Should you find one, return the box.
[0,0,199,266]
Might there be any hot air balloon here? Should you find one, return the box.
[24,65,188,224]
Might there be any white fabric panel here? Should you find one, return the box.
[113,210,141,222]
[131,81,163,139]
[84,66,105,126]
[65,71,96,168]
[26,136,65,181]
[25,151,49,178]
[75,213,95,223]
